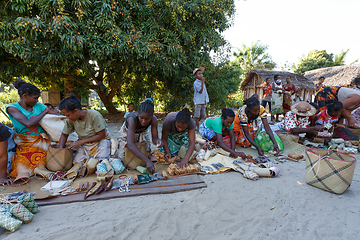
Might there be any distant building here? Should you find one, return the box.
[305,64,360,88]
[241,70,315,102]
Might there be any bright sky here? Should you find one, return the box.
[223,0,360,69]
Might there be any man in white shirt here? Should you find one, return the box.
[193,67,209,130]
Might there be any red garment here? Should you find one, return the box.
[262,85,272,98]
[316,110,339,125]
[283,86,294,111]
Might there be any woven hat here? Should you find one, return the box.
[193,67,205,75]
[291,101,316,117]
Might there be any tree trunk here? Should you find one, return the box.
[97,91,118,114]
[64,79,74,97]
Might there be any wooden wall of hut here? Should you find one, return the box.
[243,88,315,103]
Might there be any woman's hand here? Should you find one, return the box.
[68,140,84,149]
[177,158,188,168]
[164,153,171,161]
[155,139,163,148]
[273,144,280,155]
[257,147,265,156]
[236,151,247,160]
[309,125,324,135]
[146,161,156,174]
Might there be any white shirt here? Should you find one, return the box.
[193,79,209,105]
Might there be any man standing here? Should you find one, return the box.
[193,67,209,131]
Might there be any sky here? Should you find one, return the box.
[222,0,360,69]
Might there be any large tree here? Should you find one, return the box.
[294,49,351,74]
[0,0,236,113]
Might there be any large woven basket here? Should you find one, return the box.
[46,147,73,172]
[305,149,357,194]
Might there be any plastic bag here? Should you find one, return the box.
[254,124,283,153]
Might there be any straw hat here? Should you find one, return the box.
[291,101,317,117]
[193,67,205,75]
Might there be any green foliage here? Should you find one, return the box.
[0,84,19,126]
[232,41,276,77]
[294,49,351,74]
[0,0,236,113]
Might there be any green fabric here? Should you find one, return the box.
[6,102,46,136]
[205,115,234,134]
[254,125,283,153]
[160,130,189,155]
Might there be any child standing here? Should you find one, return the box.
[124,103,135,119]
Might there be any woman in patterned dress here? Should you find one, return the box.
[282,76,296,115]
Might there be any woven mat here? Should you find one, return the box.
[0,163,177,200]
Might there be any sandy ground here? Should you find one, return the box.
[2,121,360,239]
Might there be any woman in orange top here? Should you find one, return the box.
[234,96,280,156]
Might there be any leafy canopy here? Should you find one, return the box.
[0,0,238,113]
[294,49,350,74]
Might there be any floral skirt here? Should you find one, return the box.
[10,133,50,178]
[271,92,283,115]
[159,130,189,155]
[235,123,256,147]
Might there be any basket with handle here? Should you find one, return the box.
[305,149,357,194]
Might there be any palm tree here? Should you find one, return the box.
[232,41,276,75]
[334,49,349,66]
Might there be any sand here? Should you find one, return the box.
[1,122,360,239]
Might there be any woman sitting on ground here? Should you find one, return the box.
[117,99,162,174]
[315,85,360,128]
[6,80,55,179]
[199,108,246,159]
[271,101,323,137]
[59,95,111,164]
[160,108,196,167]
[234,96,281,156]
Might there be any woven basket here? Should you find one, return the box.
[276,130,300,143]
[124,142,147,170]
[305,149,357,194]
[46,147,73,172]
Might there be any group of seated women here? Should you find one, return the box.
[2,79,360,185]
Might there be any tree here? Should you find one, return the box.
[0,0,236,113]
[294,49,350,74]
[232,41,276,76]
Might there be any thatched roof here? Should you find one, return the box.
[241,70,315,91]
[304,64,360,87]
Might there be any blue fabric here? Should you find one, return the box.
[199,121,216,140]
[6,126,16,171]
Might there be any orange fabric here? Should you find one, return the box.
[262,85,272,98]
[10,133,50,178]
[234,114,241,132]
[235,123,255,147]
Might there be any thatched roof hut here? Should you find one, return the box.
[304,64,360,87]
[241,70,315,102]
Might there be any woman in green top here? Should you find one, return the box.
[59,95,111,164]
[198,108,246,159]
